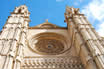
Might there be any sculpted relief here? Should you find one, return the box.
[28,32,71,55]
[21,32,84,69]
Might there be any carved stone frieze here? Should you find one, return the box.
[21,56,84,69]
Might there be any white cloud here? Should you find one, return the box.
[81,0,104,37]
[56,0,64,2]
[97,22,104,36]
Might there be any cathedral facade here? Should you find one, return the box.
[0,5,104,69]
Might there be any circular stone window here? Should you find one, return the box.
[28,33,70,55]
[35,39,64,54]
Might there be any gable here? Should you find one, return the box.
[29,20,66,29]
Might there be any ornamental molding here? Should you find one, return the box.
[21,56,84,69]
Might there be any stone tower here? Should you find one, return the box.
[0,5,104,69]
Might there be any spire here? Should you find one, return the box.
[13,5,30,15]
[66,6,80,15]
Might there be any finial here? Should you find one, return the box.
[45,19,48,22]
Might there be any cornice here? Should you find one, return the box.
[28,26,67,29]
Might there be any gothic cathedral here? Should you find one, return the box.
[0,5,104,69]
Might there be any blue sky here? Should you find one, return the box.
[0,0,104,36]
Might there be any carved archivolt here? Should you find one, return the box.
[28,32,71,55]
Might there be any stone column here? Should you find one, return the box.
[80,15,104,69]
[72,14,104,69]
[13,28,27,69]
[1,26,21,69]
[67,18,97,69]
[0,5,30,69]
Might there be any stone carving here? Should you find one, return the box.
[35,39,64,55]
[65,6,80,17]
[21,57,84,69]
[28,32,70,55]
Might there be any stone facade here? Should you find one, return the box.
[0,5,104,69]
